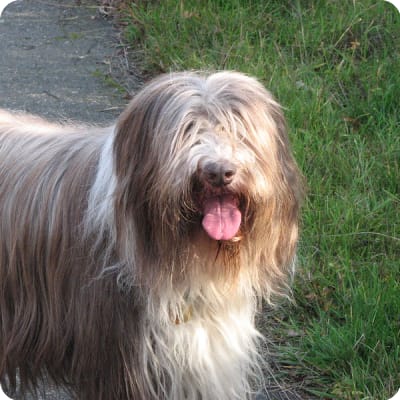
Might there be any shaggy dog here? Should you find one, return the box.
[0,71,303,400]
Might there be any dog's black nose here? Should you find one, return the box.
[202,161,237,187]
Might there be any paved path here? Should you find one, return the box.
[0,0,140,123]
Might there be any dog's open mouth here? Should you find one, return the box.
[201,194,242,241]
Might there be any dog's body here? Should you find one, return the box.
[0,72,302,400]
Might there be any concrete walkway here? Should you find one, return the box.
[0,0,140,123]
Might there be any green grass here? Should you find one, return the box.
[122,1,400,398]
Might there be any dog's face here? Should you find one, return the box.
[113,72,302,293]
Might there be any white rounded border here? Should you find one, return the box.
[385,0,400,13]
[0,386,12,400]
[0,0,18,17]
[389,389,400,400]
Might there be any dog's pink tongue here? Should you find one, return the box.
[202,195,241,241]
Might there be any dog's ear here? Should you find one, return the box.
[112,79,193,271]
[270,97,304,269]
[113,76,189,210]
[250,95,304,300]
[113,92,162,265]
[114,91,160,203]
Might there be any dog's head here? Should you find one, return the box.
[113,71,303,295]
